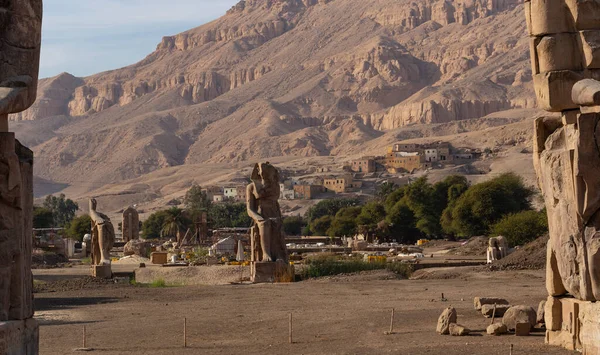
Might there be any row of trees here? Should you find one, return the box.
[284,173,548,247]
[33,194,92,241]
[141,185,252,239]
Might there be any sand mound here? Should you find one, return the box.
[487,235,548,271]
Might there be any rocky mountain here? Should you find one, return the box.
[11,0,537,209]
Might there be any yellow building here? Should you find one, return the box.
[323,175,362,194]
[385,153,423,173]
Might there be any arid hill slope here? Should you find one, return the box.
[11,0,536,208]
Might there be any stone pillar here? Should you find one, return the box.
[0,134,38,355]
[525,0,600,352]
[122,206,140,242]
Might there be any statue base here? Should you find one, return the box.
[92,265,112,279]
[0,319,39,355]
[251,261,294,283]
[545,296,600,354]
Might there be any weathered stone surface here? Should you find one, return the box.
[122,206,140,242]
[150,252,168,265]
[572,78,600,105]
[449,323,469,336]
[535,34,582,73]
[546,330,577,351]
[0,0,43,119]
[530,0,575,36]
[565,0,600,30]
[537,300,546,324]
[561,109,579,125]
[487,323,508,336]
[92,265,111,279]
[515,321,531,336]
[0,319,39,355]
[502,306,537,331]
[481,304,511,318]
[436,307,457,335]
[533,70,583,111]
[251,261,294,283]
[123,240,151,258]
[579,301,600,355]
[545,296,562,331]
[89,199,115,268]
[473,297,510,311]
[579,31,600,69]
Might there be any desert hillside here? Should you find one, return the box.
[11,0,539,212]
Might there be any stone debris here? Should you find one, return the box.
[481,304,511,318]
[436,307,457,335]
[449,323,470,336]
[486,323,508,336]
[537,300,546,324]
[515,322,531,336]
[501,305,537,331]
[473,297,509,311]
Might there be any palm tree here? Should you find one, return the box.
[161,208,186,244]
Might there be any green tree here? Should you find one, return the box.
[283,216,305,236]
[492,210,548,247]
[142,210,171,239]
[327,207,361,237]
[43,194,78,227]
[184,184,212,213]
[209,203,251,229]
[385,200,420,244]
[384,186,408,212]
[305,198,361,225]
[160,208,191,239]
[356,201,386,237]
[64,215,92,242]
[310,215,333,236]
[376,182,398,200]
[442,173,535,237]
[33,206,54,229]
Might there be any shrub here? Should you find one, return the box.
[492,210,548,247]
[150,278,167,288]
[301,255,385,279]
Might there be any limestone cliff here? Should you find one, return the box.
[11,0,536,196]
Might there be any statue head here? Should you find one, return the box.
[251,162,281,198]
[89,198,97,211]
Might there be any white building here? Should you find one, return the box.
[425,148,438,162]
[224,187,237,199]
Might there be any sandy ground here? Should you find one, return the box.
[34,268,576,355]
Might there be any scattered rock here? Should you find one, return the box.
[487,323,508,335]
[502,305,537,331]
[123,240,152,258]
[449,323,470,336]
[481,304,511,317]
[537,300,546,324]
[515,321,531,336]
[474,297,510,310]
[436,307,457,335]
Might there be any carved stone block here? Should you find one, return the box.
[92,265,112,279]
[530,0,575,36]
[579,31,600,68]
[122,206,140,242]
[533,70,583,111]
[0,319,39,355]
[545,297,563,331]
[579,301,600,355]
[251,261,294,283]
[566,0,600,31]
[534,34,582,73]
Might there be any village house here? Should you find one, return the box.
[293,184,324,200]
[323,175,363,194]
[350,157,376,173]
[223,186,247,202]
[202,186,223,200]
[385,152,424,173]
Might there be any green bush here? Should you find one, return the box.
[492,210,548,247]
[150,278,167,288]
[386,262,414,278]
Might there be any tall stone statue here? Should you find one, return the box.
[246,162,292,282]
[122,206,140,242]
[0,1,42,354]
[525,1,600,352]
[89,199,115,278]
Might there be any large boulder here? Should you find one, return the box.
[502,305,537,331]
[436,307,457,335]
[487,323,508,335]
[123,240,152,258]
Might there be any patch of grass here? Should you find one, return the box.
[149,278,167,288]
[80,257,91,265]
[386,262,413,278]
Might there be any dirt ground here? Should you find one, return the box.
[34,268,576,355]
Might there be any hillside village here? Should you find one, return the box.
[197,141,482,203]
